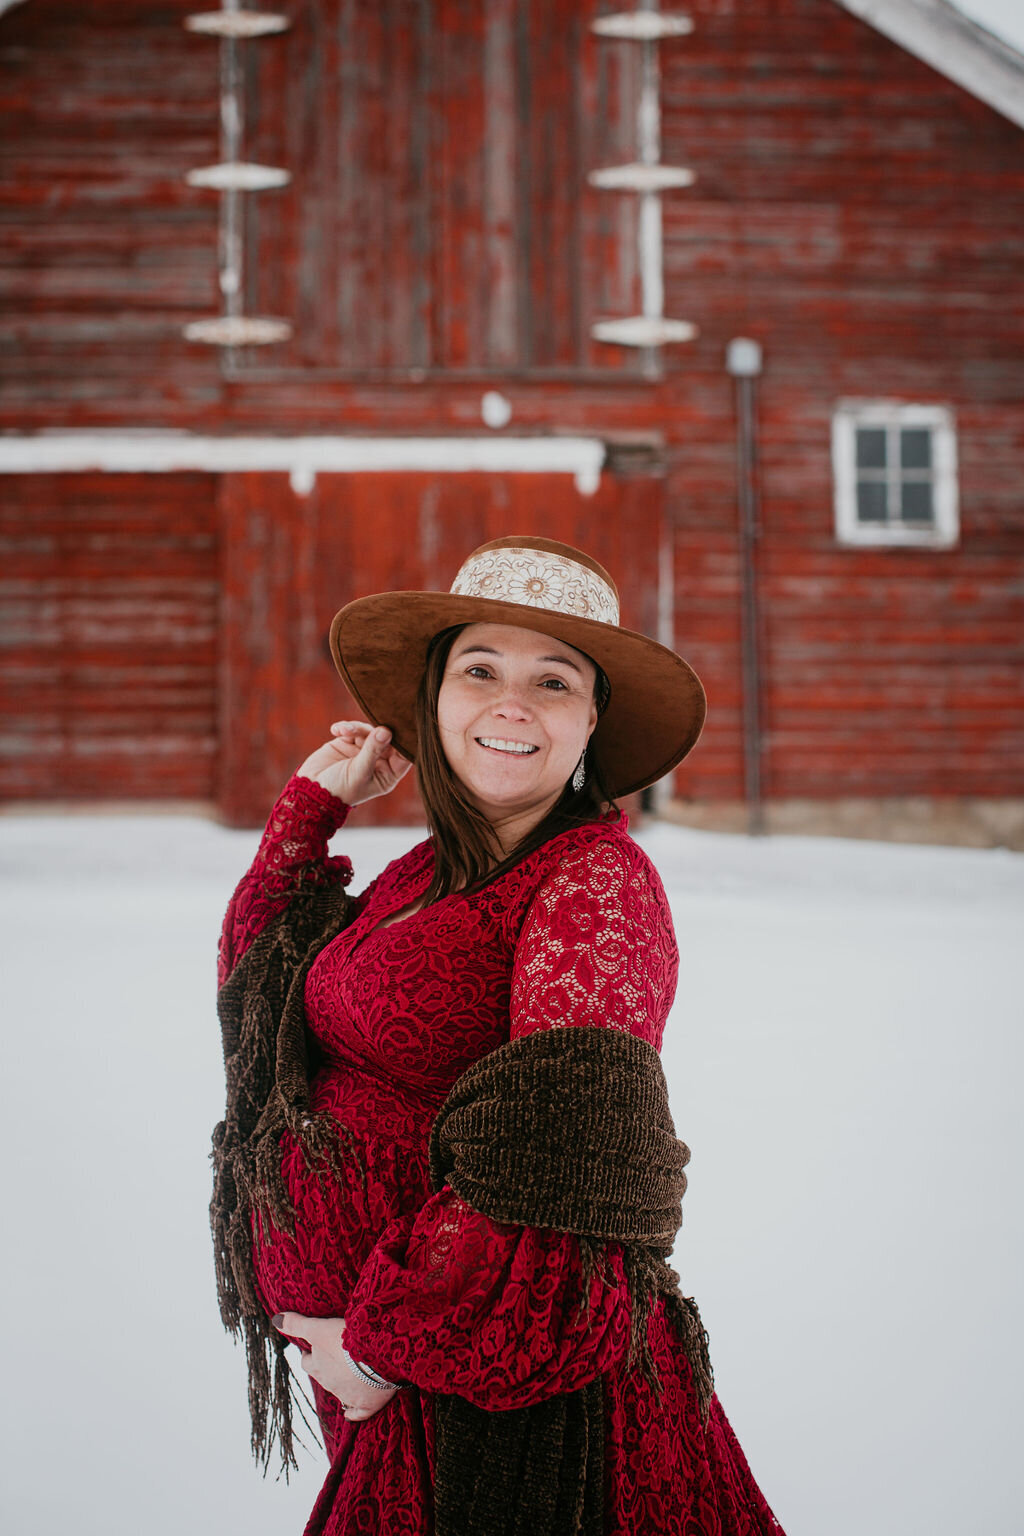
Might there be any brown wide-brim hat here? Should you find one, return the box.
[329,535,706,799]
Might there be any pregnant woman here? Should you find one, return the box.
[212,534,786,1535]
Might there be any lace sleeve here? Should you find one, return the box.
[342,1186,631,1409]
[216,772,353,988]
[509,831,679,1048]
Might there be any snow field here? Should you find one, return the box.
[1,809,1021,1535]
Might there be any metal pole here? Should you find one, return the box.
[727,337,765,835]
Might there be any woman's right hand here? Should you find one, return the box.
[296,720,413,807]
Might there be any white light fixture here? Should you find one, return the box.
[481,391,513,429]
[726,337,763,377]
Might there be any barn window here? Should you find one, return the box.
[831,403,959,548]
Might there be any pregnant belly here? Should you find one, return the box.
[250,1065,435,1319]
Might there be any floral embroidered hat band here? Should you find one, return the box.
[328,534,707,798]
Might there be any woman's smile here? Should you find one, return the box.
[475,736,540,756]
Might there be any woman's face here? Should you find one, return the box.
[436,622,599,838]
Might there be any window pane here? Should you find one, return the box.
[901,481,934,523]
[856,480,888,522]
[901,428,932,469]
[856,428,887,469]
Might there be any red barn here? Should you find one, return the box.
[2,0,1022,842]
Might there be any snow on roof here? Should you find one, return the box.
[838,0,1024,130]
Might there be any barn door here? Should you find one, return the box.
[0,473,220,804]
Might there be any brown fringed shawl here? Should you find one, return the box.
[428,1026,714,1536]
[211,890,714,1526]
[210,885,361,1471]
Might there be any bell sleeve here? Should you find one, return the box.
[217,771,355,989]
[341,832,680,1411]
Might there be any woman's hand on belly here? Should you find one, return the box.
[272,1313,400,1423]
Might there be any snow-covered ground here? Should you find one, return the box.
[2,806,1022,1536]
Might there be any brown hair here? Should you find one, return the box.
[415,624,614,904]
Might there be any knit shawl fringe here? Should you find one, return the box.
[210,886,362,1474]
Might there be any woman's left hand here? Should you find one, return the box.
[272,1313,399,1422]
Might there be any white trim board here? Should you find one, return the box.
[836,0,1024,132]
[0,432,606,496]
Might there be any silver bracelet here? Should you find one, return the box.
[341,1346,403,1392]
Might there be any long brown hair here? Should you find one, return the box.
[415,624,614,904]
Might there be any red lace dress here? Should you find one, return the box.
[218,773,786,1536]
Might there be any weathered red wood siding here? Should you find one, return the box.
[0,0,642,402]
[0,1,223,420]
[242,0,642,375]
[0,472,220,800]
[1,0,1022,821]
[660,0,1024,803]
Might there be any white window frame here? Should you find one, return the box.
[832,400,959,549]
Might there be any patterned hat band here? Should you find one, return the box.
[449,546,620,626]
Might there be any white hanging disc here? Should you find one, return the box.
[591,316,697,347]
[591,13,694,41]
[185,11,290,37]
[184,316,293,346]
[588,163,695,193]
[186,163,291,191]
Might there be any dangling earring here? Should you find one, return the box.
[571,747,587,793]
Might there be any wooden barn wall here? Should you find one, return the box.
[0,473,220,801]
[240,0,643,376]
[1,0,1022,816]
[0,0,644,416]
[0,1,224,421]
[659,0,1024,803]
[219,468,665,827]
